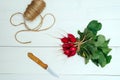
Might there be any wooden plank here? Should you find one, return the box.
[0,74,120,80]
[0,0,120,46]
[0,47,119,74]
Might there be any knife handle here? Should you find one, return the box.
[28,52,48,69]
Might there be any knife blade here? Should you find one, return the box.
[28,52,59,78]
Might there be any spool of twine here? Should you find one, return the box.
[24,0,46,21]
[10,0,55,44]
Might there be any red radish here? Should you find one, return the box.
[64,49,70,55]
[68,51,76,57]
[62,43,69,49]
[61,37,69,43]
[62,43,74,48]
[70,46,77,52]
[68,43,74,47]
[60,33,77,57]
[68,34,76,42]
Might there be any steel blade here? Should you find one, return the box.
[47,67,59,78]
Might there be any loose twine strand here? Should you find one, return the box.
[10,0,56,44]
[76,36,86,52]
[75,36,92,52]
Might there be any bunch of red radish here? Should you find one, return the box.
[60,33,77,57]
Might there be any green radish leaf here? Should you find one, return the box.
[91,59,99,66]
[87,20,102,35]
[94,35,106,47]
[98,53,107,67]
[101,47,112,55]
[106,55,112,63]
[77,20,112,67]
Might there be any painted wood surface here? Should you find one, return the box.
[0,0,120,80]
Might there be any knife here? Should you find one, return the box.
[28,52,59,78]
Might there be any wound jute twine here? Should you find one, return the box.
[10,0,56,44]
